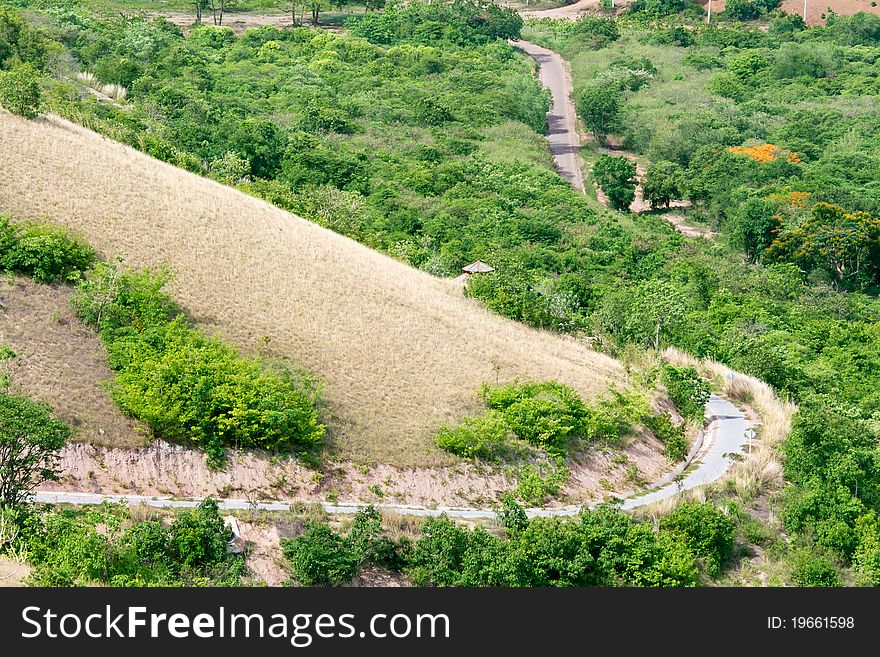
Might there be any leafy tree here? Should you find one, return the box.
[0,392,69,507]
[592,154,636,211]
[0,62,41,119]
[643,160,685,209]
[575,85,621,145]
[766,202,880,289]
[229,118,287,179]
[728,197,780,262]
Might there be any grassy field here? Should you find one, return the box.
[0,110,624,467]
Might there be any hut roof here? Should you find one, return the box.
[462,261,494,274]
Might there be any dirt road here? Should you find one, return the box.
[512,40,585,192]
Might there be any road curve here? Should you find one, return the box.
[511,40,585,192]
[34,396,751,518]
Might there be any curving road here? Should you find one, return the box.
[34,396,751,517]
[511,40,585,192]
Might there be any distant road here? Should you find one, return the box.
[35,397,750,518]
[511,40,585,192]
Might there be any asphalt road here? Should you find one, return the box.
[511,40,585,192]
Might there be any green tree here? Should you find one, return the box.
[643,160,685,209]
[0,392,69,507]
[592,154,636,211]
[0,63,41,119]
[662,366,711,422]
[576,85,621,146]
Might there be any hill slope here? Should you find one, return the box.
[0,112,623,466]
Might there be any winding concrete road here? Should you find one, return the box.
[512,40,585,192]
[34,396,751,517]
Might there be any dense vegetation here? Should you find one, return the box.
[282,501,739,586]
[72,261,325,465]
[3,0,880,586]
[523,11,880,584]
[2,500,245,586]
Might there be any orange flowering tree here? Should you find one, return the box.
[728,143,801,164]
[766,202,880,288]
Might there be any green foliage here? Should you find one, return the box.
[514,458,569,505]
[788,548,841,587]
[23,500,243,586]
[435,411,510,459]
[282,506,399,585]
[0,391,69,507]
[645,411,688,461]
[593,154,637,211]
[660,502,735,577]
[629,0,687,15]
[662,365,710,422]
[0,215,94,283]
[643,160,686,209]
[72,262,324,463]
[348,0,523,47]
[0,61,41,117]
[282,521,358,586]
[723,0,780,20]
[575,84,621,144]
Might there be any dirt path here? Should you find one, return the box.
[514,40,585,191]
[519,0,629,19]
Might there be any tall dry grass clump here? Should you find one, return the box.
[0,111,624,467]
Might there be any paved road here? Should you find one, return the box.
[34,396,750,518]
[512,40,585,192]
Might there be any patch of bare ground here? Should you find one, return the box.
[42,426,671,508]
[0,557,29,587]
[0,276,149,448]
[349,565,410,587]
[0,111,625,467]
[238,520,289,587]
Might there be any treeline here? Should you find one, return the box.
[283,502,735,587]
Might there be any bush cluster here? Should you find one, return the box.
[0,216,94,283]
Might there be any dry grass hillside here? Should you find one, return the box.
[0,111,624,467]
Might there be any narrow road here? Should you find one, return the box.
[512,40,585,192]
[34,396,751,518]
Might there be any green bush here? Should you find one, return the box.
[662,365,711,422]
[0,216,94,283]
[282,522,358,586]
[435,411,510,459]
[660,502,735,577]
[646,412,688,461]
[643,160,686,209]
[788,548,841,587]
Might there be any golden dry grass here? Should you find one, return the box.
[0,276,149,447]
[0,111,624,467]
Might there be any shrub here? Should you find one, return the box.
[283,521,358,586]
[168,499,232,569]
[646,412,688,461]
[575,85,621,145]
[0,62,41,119]
[788,548,841,586]
[660,503,735,577]
[0,217,94,283]
[435,411,510,459]
[662,365,710,422]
